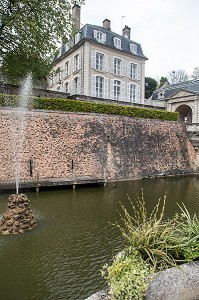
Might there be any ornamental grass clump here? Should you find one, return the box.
[102,191,199,300]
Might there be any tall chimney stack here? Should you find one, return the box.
[123,25,131,39]
[103,19,111,31]
[72,4,81,33]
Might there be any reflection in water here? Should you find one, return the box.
[0,176,199,300]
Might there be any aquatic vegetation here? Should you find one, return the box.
[102,190,199,299]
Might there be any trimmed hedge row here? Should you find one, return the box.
[0,94,178,121]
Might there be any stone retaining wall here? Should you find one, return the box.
[0,108,196,182]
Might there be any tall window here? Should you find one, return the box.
[130,63,137,79]
[96,76,103,98]
[74,54,80,72]
[91,51,108,72]
[114,80,121,100]
[65,82,69,93]
[114,58,121,76]
[128,62,140,80]
[129,84,136,102]
[74,77,79,94]
[56,67,62,82]
[127,83,140,103]
[96,53,104,71]
[64,61,70,77]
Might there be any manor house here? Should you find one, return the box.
[48,4,148,104]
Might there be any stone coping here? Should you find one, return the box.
[85,261,199,300]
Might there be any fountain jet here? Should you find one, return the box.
[11,74,32,194]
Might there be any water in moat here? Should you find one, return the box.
[0,176,199,300]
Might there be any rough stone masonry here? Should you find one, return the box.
[0,108,197,182]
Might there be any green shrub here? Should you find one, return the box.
[0,93,178,121]
[102,251,153,300]
[102,191,199,299]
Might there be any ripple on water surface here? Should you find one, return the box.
[0,176,199,299]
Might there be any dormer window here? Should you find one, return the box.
[158,91,165,99]
[130,43,137,54]
[94,30,106,43]
[75,32,81,44]
[113,37,121,49]
[130,44,137,54]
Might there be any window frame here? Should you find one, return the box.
[64,61,70,77]
[113,37,122,49]
[113,80,121,100]
[130,63,137,80]
[74,54,79,72]
[114,58,122,76]
[130,43,137,54]
[94,30,106,43]
[96,52,104,71]
[129,83,136,102]
[96,76,104,98]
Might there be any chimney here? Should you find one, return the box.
[123,25,131,39]
[103,19,111,31]
[72,4,81,32]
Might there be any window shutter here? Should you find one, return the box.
[91,50,96,69]
[122,60,126,76]
[127,83,131,102]
[121,82,125,101]
[110,57,114,74]
[70,80,74,95]
[137,65,141,80]
[127,62,131,78]
[110,79,114,100]
[71,58,74,74]
[68,60,71,76]
[104,54,108,72]
[59,68,63,81]
[102,33,106,43]
[104,77,109,99]
[137,85,140,103]
[91,75,96,97]
[77,76,81,94]
[67,82,70,94]
[94,30,97,38]
[78,53,81,70]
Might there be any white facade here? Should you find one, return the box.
[49,17,147,105]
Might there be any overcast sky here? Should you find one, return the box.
[81,0,199,81]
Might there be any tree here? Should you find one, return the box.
[158,76,168,88]
[191,67,199,80]
[0,0,84,82]
[145,77,157,99]
[168,69,189,84]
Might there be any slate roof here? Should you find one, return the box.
[56,23,148,61]
[151,79,199,100]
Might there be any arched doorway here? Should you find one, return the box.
[175,105,192,123]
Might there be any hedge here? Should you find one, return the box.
[0,94,178,121]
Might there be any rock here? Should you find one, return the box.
[144,261,199,300]
[0,193,36,235]
[85,289,111,300]
[86,261,199,300]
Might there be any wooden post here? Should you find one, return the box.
[36,171,39,193]
[72,160,77,190]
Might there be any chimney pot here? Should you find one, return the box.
[103,19,111,30]
[123,25,131,39]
